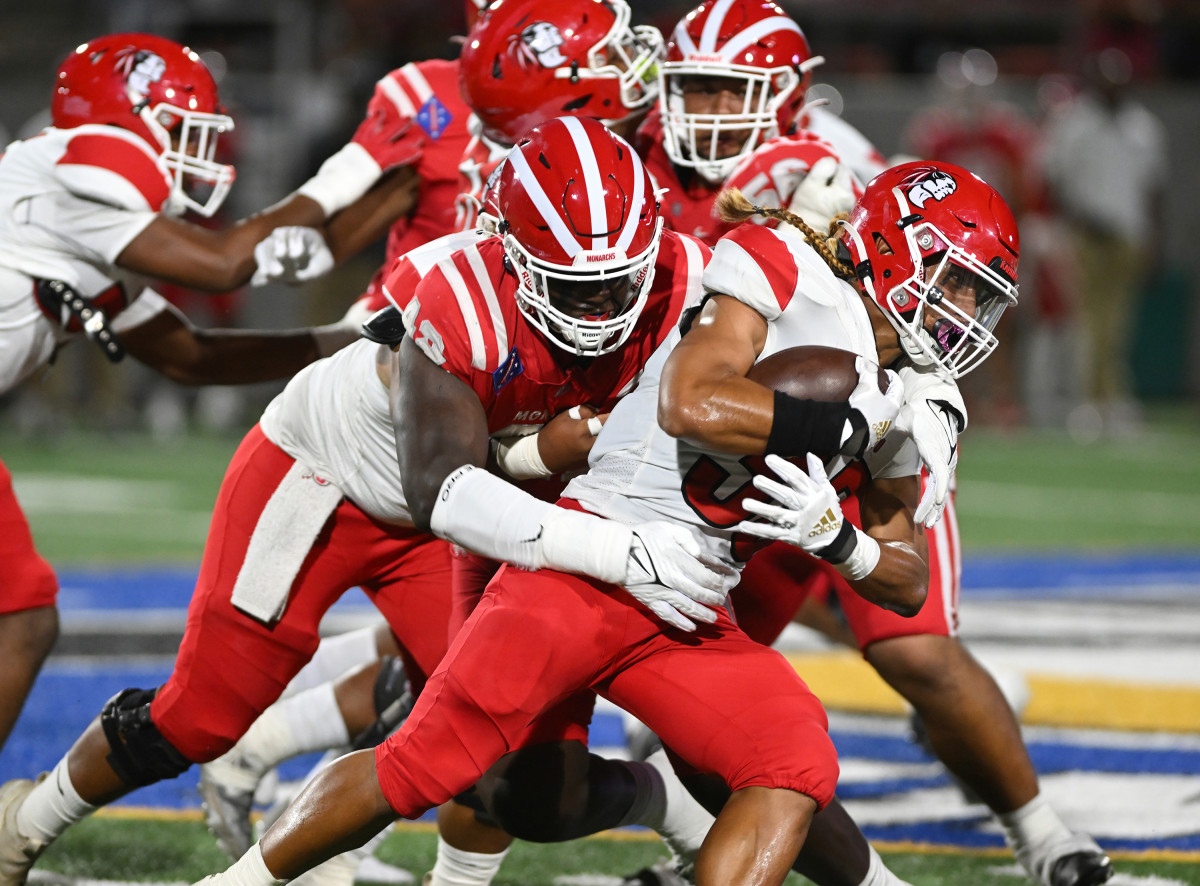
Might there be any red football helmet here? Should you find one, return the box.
[51,33,235,216]
[459,0,663,145]
[661,0,823,183]
[496,116,664,356]
[840,161,1020,378]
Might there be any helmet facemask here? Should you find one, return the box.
[503,217,663,357]
[845,213,1018,379]
[567,3,663,123]
[144,103,235,217]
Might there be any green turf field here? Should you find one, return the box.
[34,815,1200,886]
[4,404,1198,564]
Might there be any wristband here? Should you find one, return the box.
[494,433,551,480]
[296,143,383,217]
[765,390,852,460]
[829,528,881,581]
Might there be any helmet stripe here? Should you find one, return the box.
[507,141,581,259]
[719,16,803,60]
[562,116,608,251]
[698,0,738,52]
[672,20,699,57]
[615,146,648,254]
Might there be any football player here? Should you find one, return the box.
[168,161,1015,886]
[0,31,421,759]
[635,6,1114,884]
[0,118,728,886]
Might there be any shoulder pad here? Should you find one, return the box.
[55,128,170,212]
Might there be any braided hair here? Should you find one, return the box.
[714,188,856,281]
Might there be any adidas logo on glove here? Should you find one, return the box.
[807,508,841,538]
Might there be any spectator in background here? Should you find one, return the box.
[1041,47,1167,436]
[903,49,1041,427]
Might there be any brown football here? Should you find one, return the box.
[747,346,884,400]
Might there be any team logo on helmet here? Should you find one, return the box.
[516,22,568,68]
[904,169,958,209]
[114,48,167,111]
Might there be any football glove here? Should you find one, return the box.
[787,155,856,235]
[252,226,334,286]
[840,357,905,459]
[738,454,854,561]
[898,365,967,528]
[624,522,735,632]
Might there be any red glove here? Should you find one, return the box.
[350,84,423,172]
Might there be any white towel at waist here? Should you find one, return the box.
[230,460,345,623]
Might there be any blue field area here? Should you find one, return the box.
[5,558,1199,853]
[51,553,1200,613]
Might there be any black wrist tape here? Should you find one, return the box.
[764,390,852,460]
[815,520,857,564]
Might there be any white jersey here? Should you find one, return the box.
[565,222,920,569]
[0,125,172,392]
[260,230,486,525]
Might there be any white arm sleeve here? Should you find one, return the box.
[296,142,383,218]
[429,465,632,584]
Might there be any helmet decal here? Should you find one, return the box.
[115,49,167,111]
[903,169,958,209]
[516,22,568,68]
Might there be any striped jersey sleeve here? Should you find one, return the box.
[54,128,170,212]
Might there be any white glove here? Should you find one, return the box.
[738,454,850,556]
[624,521,735,632]
[898,365,967,529]
[787,155,856,234]
[841,357,905,459]
[251,226,335,286]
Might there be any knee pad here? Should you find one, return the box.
[450,788,500,829]
[352,656,415,750]
[100,688,191,787]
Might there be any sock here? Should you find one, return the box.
[858,844,912,886]
[226,682,351,783]
[617,749,713,871]
[17,758,96,845]
[285,626,382,696]
[998,793,1074,875]
[221,843,288,886]
[427,835,510,886]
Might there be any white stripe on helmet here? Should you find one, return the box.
[562,117,608,251]
[506,138,581,259]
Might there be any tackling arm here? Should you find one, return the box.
[390,335,491,532]
[848,473,928,615]
[120,301,354,385]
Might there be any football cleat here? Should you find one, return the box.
[620,861,693,886]
[1048,847,1114,886]
[0,775,47,886]
[1019,832,1113,886]
[198,756,260,860]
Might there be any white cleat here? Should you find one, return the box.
[198,756,260,861]
[0,775,47,886]
[1018,832,1114,886]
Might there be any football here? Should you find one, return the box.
[747,345,884,400]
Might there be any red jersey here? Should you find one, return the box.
[386,230,710,435]
[356,59,474,310]
[636,112,858,248]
